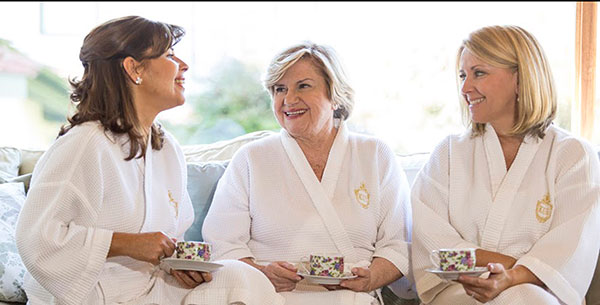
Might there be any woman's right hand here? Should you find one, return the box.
[240,258,302,292]
[108,232,176,265]
[261,261,303,292]
[171,269,212,289]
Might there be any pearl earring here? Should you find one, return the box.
[332,103,339,110]
[135,77,142,85]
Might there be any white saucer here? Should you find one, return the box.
[297,271,357,285]
[426,267,488,281]
[161,258,223,272]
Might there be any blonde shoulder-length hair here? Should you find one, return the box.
[263,41,355,121]
[456,25,556,138]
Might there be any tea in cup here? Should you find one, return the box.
[430,248,476,271]
[176,241,211,261]
[301,253,345,277]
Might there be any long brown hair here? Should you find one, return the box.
[59,16,185,160]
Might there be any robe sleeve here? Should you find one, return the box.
[15,132,113,305]
[202,147,255,260]
[516,140,600,305]
[410,136,479,303]
[372,141,412,277]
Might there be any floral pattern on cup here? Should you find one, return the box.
[430,248,476,271]
[309,254,344,277]
[176,241,211,261]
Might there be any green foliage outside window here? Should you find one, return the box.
[27,67,71,122]
[163,57,281,145]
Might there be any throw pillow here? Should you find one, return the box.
[184,161,228,242]
[7,174,32,194]
[0,182,27,302]
[0,148,21,183]
[0,183,25,228]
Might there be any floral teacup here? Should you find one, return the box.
[301,253,344,277]
[176,241,211,262]
[429,248,476,271]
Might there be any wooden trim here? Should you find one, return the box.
[575,2,597,140]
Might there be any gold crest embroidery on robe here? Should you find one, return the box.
[535,193,552,223]
[354,182,370,209]
[168,190,179,218]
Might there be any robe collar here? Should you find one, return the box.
[482,124,541,199]
[280,122,357,261]
[479,124,544,249]
[280,122,349,198]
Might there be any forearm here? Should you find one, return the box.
[107,232,135,257]
[108,231,175,265]
[476,249,517,269]
[368,257,403,290]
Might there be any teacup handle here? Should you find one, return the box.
[299,256,310,274]
[429,250,440,269]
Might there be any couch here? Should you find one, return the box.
[0,130,598,305]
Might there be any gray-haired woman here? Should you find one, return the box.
[203,41,413,305]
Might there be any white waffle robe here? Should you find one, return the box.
[15,121,283,305]
[203,123,413,305]
[411,124,600,305]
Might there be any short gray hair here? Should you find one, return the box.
[263,41,354,121]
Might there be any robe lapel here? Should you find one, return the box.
[321,124,349,200]
[280,124,357,262]
[480,125,542,250]
[140,133,154,233]
[483,125,507,199]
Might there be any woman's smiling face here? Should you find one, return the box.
[459,48,519,134]
[271,58,335,141]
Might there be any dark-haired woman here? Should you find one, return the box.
[15,16,283,305]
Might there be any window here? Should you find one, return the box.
[0,2,581,153]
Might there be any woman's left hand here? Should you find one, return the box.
[457,263,512,303]
[171,269,212,289]
[325,267,372,292]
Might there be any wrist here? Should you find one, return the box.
[240,257,263,272]
[507,265,543,288]
[505,266,518,288]
[365,266,378,292]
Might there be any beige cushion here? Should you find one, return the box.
[182,130,277,162]
[18,149,44,176]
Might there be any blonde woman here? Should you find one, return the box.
[203,41,413,305]
[411,25,600,305]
